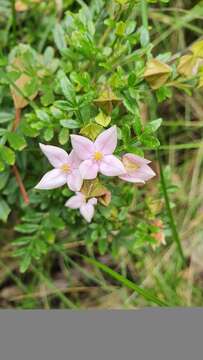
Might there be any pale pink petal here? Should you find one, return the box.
[67,169,83,191]
[68,150,82,169]
[137,165,156,181]
[119,173,145,183]
[79,160,99,180]
[35,169,67,190]
[88,198,97,206]
[80,203,95,223]
[100,155,126,176]
[123,153,151,165]
[119,165,155,183]
[39,143,69,168]
[95,126,117,155]
[65,193,84,209]
[70,135,94,160]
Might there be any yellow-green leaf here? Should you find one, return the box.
[95,111,111,127]
[80,123,103,141]
[7,132,27,151]
[191,40,203,58]
[115,21,126,37]
[0,145,15,165]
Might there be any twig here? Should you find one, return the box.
[12,108,29,204]
[12,165,29,205]
[12,107,21,131]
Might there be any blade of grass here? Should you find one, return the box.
[84,256,169,307]
[157,149,185,262]
[11,0,16,45]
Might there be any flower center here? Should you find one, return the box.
[123,158,140,173]
[94,151,103,161]
[61,164,71,173]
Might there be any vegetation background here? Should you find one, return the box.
[0,0,203,308]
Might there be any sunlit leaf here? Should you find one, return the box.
[95,112,111,127]
[80,123,103,140]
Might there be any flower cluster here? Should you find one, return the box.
[35,126,155,222]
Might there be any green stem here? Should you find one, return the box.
[11,0,17,45]
[141,0,149,30]
[157,149,185,262]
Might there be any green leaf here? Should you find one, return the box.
[58,71,75,103]
[0,160,5,172]
[15,223,39,234]
[123,94,137,114]
[0,145,15,165]
[0,112,14,124]
[60,119,80,129]
[53,24,67,52]
[20,254,31,273]
[145,118,163,133]
[40,88,55,107]
[126,20,136,35]
[133,114,142,136]
[43,128,54,141]
[0,172,9,190]
[24,77,39,98]
[140,26,149,47]
[58,128,69,145]
[98,237,108,255]
[115,21,126,37]
[0,199,11,222]
[7,132,27,151]
[139,133,160,149]
[12,236,32,246]
[36,109,50,123]
[54,100,72,112]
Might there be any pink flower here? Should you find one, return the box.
[35,144,83,192]
[70,126,126,180]
[65,192,97,223]
[119,153,155,183]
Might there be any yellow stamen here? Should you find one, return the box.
[61,164,70,173]
[94,151,103,161]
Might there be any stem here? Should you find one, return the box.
[12,107,21,131]
[141,0,149,30]
[11,0,17,45]
[12,165,30,205]
[12,108,30,205]
[157,149,185,262]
